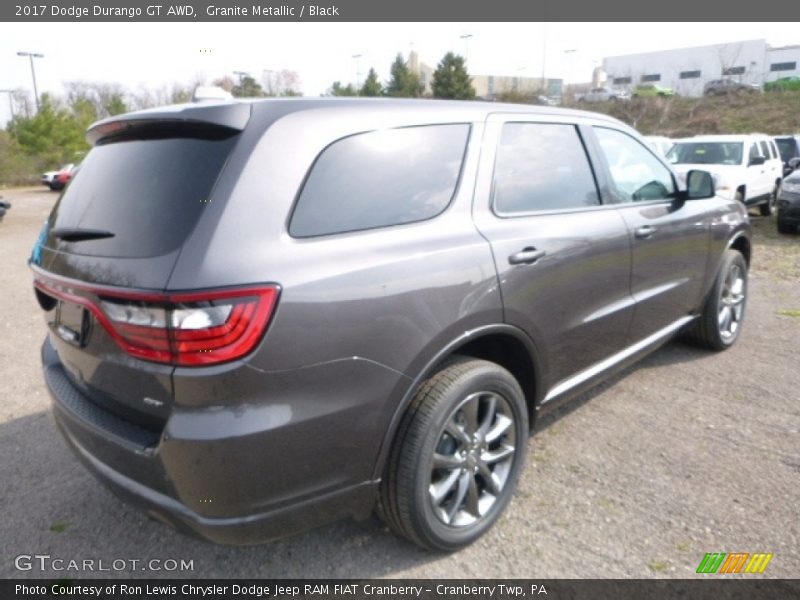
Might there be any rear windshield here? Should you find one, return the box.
[666,142,743,166]
[775,138,798,162]
[47,131,238,257]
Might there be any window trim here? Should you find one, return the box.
[286,123,472,239]
[489,121,603,219]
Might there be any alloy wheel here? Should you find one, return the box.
[718,263,745,340]
[427,391,516,528]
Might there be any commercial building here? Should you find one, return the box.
[601,39,800,97]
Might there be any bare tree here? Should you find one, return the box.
[261,70,302,96]
[716,42,745,81]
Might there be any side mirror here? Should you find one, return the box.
[748,155,766,166]
[788,157,800,170]
[685,170,715,200]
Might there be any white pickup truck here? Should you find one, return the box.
[666,134,783,215]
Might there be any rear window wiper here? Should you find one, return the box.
[51,227,116,242]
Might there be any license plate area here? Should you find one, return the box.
[55,300,89,347]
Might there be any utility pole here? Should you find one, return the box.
[16,51,44,113]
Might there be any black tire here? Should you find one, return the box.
[777,218,797,234]
[683,249,748,351]
[377,356,528,551]
[759,185,778,216]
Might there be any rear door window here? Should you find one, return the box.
[492,122,600,214]
[289,124,469,237]
[47,130,238,258]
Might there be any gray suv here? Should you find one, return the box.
[31,98,751,551]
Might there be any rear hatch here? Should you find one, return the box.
[32,103,250,434]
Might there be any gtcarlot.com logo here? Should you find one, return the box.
[14,554,194,572]
[696,552,773,574]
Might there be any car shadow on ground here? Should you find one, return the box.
[534,338,709,435]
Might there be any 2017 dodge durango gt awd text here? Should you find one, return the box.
[31,98,751,551]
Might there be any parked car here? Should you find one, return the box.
[775,135,800,176]
[31,97,751,551]
[667,134,783,215]
[777,164,800,233]
[0,198,10,222]
[644,135,674,157]
[703,78,761,95]
[765,76,800,92]
[41,163,74,189]
[579,87,630,102]
[632,84,675,97]
[49,164,80,191]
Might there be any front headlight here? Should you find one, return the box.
[781,181,800,194]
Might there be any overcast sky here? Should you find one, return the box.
[1,22,799,123]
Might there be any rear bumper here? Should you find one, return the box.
[42,338,391,544]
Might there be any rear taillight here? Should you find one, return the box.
[34,280,279,366]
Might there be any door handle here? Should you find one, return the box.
[634,225,657,239]
[508,247,547,265]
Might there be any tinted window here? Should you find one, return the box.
[667,142,743,166]
[680,70,701,79]
[290,125,469,237]
[748,143,759,162]
[776,138,799,162]
[771,62,797,71]
[759,141,769,157]
[492,123,599,214]
[595,127,675,203]
[723,66,746,75]
[47,132,238,258]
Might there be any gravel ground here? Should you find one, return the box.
[0,188,798,579]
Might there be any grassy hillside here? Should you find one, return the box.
[568,91,800,137]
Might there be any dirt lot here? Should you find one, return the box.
[0,188,798,579]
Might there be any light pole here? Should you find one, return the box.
[17,51,43,113]
[564,49,576,100]
[460,34,473,63]
[352,54,362,92]
[540,25,548,95]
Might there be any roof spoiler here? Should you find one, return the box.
[86,102,251,145]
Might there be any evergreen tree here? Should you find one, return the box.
[360,68,383,97]
[231,75,264,98]
[386,54,422,97]
[431,52,476,100]
[329,81,358,96]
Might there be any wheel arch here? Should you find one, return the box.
[371,324,544,481]
[728,230,751,266]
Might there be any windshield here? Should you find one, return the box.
[666,142,743,166]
